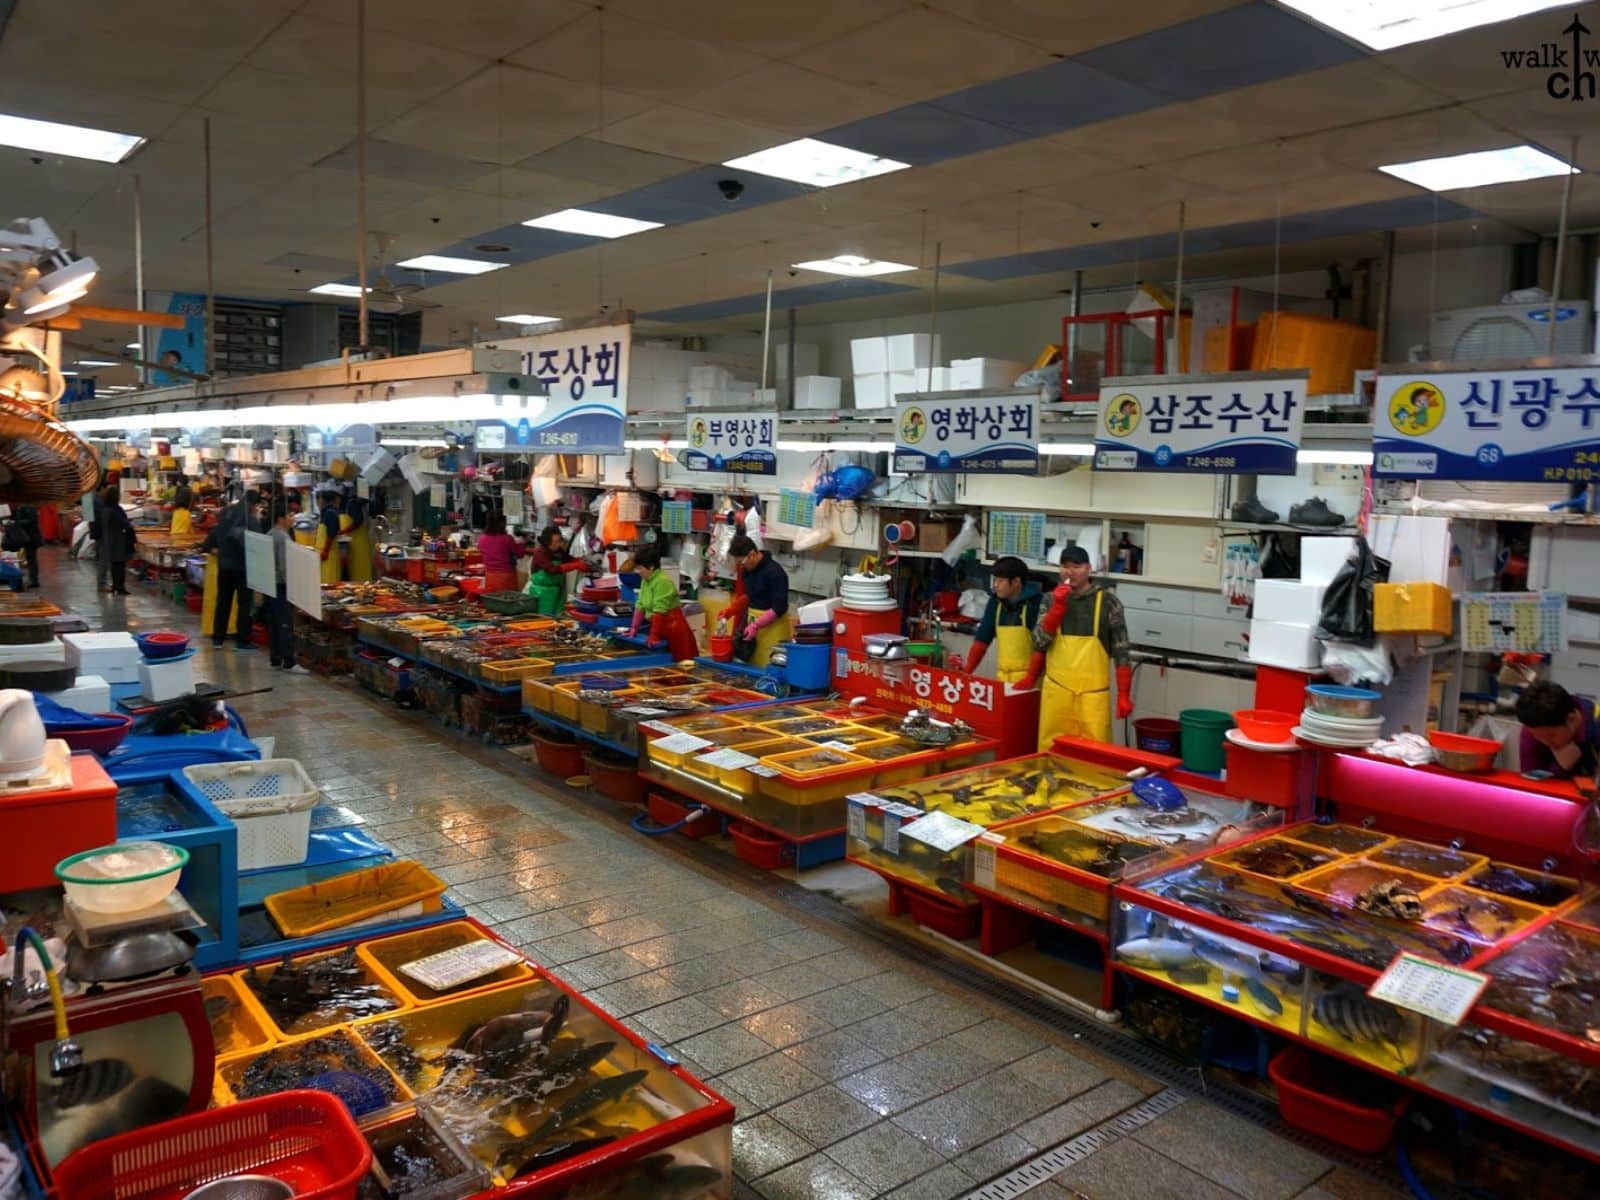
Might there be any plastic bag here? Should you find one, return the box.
[1320,638,1394,686]
[741,502,763,550]
[1315,536,1389,645]
[1260,533,1298,579]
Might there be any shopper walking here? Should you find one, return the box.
[264,502,305,672]
[99,485,137,596]
[4,505,41,589]
[202,488,258,650]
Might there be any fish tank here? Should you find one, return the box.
[1430,1021,1600,1139]
[354,979,729,1190]
[1302,966,1423,1075]
[238,945,407,1039]
[1473,921,1600,1042]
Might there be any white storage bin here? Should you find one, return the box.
[794,376,843,410]
[62,632,140,683]
[182,758,319,869]
[850,337,888,375]
[138,656,194,703]
[1248,619,1322,670]
[1252,580,1328,625]
[45,675,111,714]
[886,333,941,371]
[853,374,891,409]
[949,358,1025,390]
[1300,537,1357,586]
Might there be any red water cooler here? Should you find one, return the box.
[832,606,902,684]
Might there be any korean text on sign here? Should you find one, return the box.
[526,339,622,402]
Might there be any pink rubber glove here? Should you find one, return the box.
[628,610,644,638]
[747,610,776,634]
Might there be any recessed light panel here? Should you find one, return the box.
[792,255,916,277]
[395,254,506,275]
[1277,0,1571,50]
[724,138,909,188]
[0,113,145,163]
[1379,145,1574,191]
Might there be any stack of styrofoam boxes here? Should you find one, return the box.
[686,364,757,409]
[887,334,943,401]
[45,675,112,713]
[851,336,890,409]
[949,358,1025,390]
[62,631,142,684]
[1247,537,1353,670]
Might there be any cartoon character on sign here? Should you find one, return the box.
[690,419,708,448]
[1105,394,1141,436]
[900,408,926,444]
[1391,382,1445,436]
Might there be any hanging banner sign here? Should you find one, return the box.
[892,395,1038,474]
[487,324,630,453]
[186,427,222,451]
[1094,371,1307,474]
[304,423,377,453]
[683,414,776,475]
[1374,358,1600,482]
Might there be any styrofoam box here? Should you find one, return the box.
[886,333,942,371]
[1253,580,1327,626]
[1300,537,1357,586]
[854,374,891,409]
[0,640,64,665]
[62,632,140,683]
[794,376,842,410]
[850,337,888,375]
[688,364,733,390]
[44,675,111,714]
[1248,619,1322,670]
[753,388,777,405]
[139,656,195,703]
[950,357,1025,390]
[888,370,923,398]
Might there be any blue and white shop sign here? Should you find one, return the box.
[1094,372,1307,475]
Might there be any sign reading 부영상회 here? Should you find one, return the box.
[1094,372,1307,475]
[892,394,1039,474]
[1373,359,1600,482]
[683,414,776,475]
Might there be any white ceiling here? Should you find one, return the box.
[3,0,1595,364]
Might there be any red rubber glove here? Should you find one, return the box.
[1019,651,1045,690]
[1116,665,1135,720]
[1038,587,1070,638]
[647,613,666,648]
[963,643,988,675]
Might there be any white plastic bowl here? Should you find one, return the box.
[55,841,189,913]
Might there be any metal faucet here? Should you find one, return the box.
[6,927,80,1077]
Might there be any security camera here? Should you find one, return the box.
[787,269,798,278]
[717,178,745,202]
[1089,220,1101,229]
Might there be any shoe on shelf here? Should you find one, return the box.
[1288,496,1347,528]
[1230,496,1280,525]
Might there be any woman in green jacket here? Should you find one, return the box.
[628,543,698,661]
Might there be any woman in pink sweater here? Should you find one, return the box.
[476,514,527,593]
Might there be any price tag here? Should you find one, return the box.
[846,792,883,842]
[971,832,1002,889]
[699,749,758,770]
[620,706,668,718]
[821,740,855,751]
[901,810,988,853]
[399,941,524,991]
[881,802,921,856]
[651,732,714,756]
[745,763,781,778]
[639,720,679,734]
[1367,953,1490,1026]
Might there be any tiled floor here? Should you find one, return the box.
[56,549,1399,1200]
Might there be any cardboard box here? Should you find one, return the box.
[949,357,1024,390]
[853,374,891,409]
[1300,537,1357,586]
[794,376,842,410]
[886,333,942,371]
[1253,580,1327,626]
[918,521,957,552]
[1374,581,1453,635]
[1248,619,1322,670]
[850,337,888,375]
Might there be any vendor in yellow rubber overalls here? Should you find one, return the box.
[958,556,1043,683]
[1026,546,1134,750]
[724,532,791,667]
[315,489,343,586]
[345,494,375,582]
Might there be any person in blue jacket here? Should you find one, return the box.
[958,556,1043,683]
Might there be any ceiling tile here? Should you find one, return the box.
[1191,60,1452,141]
[682,64,903,133]
[824,104,1019,166]
[604,0,907,57]
[1028,167,1207,222]
[1048,106,1256,170]
[245,12,483,95]
[196,65,417,131]
[506,11,769,103]
[1165,143,1340,193]
[588,166,812,226]
[932,60,1164,137]
[1463,93,1600,170]
[314,138,494,188]
[789,9,1056,100]
[1377,11,1572,102]
[925,0,1246,55]
[515,138,700,189]
[592,105,785,164]
[1292,107,1517,173]
[1455,174,1600,233]
[316,0,592,59]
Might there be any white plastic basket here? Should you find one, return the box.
[183,758,320,869]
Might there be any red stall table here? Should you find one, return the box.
[1,750,119,890]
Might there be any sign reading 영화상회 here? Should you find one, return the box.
[480,324,630,454]
[1374,359,1600,482]
[892,395,1039,474]
[1094,372,1307,474]
[683,414,776,475]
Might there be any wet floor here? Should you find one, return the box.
[54,548,1394,1200]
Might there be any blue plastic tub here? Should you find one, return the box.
[781,641,832,690]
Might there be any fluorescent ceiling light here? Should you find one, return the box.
[75,359,120,368]
[792,255,915,278]
[1276,0,1570,51]
[396,254,506,276]
[522,209,662,239]
[66,393,549,434]
[0,112,145,163]
[775,440,894,452]
[378,438,449,447]
[497,314,559,326]
[309,283,366,297]
[1379,145,1574,191]
[1298,449,1374,465]
[724,137,909,188]
[624,439,688,450]
[125,342,141,350]
[220,437,254,444]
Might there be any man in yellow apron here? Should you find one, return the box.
[1027,546,1134,751]
[345,495,375,583]
[725,532,791,666]
[315,490,343,586]
[959,556,1043,682]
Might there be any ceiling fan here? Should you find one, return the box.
[367,232,439,315]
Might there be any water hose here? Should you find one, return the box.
[631,805,709,836]
[1395,1140,1435,1200]
[12,928,68,1044]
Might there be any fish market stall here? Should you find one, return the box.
[640,699,999,869]
[1110,750,1600,1162]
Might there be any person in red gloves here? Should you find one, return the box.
[957,556,1044,682]
[1024,545,1133,750]
[629,542,699,662]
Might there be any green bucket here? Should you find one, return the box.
[1178,708,1234,773]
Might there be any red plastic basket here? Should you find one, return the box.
[905,889,980,940]
[532,730,586,777]
[1268,1047,1409,1154]
[55,712,134,755]
[648,791,719,838]
[730,821,794,869]
[52,1090,371,1200]
[584,750,646,805]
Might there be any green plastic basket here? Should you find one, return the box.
[480,591,544,615]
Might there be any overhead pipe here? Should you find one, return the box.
[1547,135,1578,354]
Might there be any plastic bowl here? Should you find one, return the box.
[1428,730,1500,773]
[55,713,134,755]
[1305,684,1380,719]
[1233,709,1299,744]
[55,841,189,913]
[134,631,190,660]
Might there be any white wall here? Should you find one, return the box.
[1383,244,1513,362]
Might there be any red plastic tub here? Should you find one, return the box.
[1133,717,1180,754]
[1233,709,1298,744]
[647,791,719,838]
[52,1090,371,1200]
[730,822,794,869]
[1269,1046,1410,1154]
[905,888,980,940]
[532,729,585,777]
[184,588,203,613]
[55,713,134,756]
[585,750,646,805]
[709,634,734,662]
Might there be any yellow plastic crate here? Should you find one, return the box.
[551,681,583,722]
[203,973,276,1057]
[481,656,555,684]
[522,677,556,713]
[713,737,808,795]
[265,861,448,938]
[758,747,868,808]
[215,1026,413,1108]
[681,728,780,780]
[356,921,535,1007]
[993,855,1112,924]
[236,947,410,1040]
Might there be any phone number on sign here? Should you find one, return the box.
[1183,455,1237,469]
[1543,465,1598,482]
